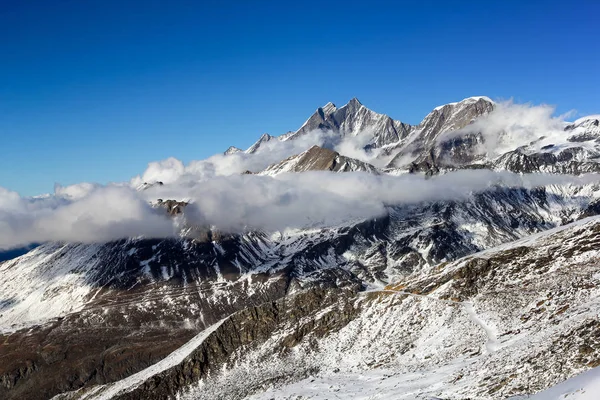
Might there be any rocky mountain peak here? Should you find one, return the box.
[346,97,363,109]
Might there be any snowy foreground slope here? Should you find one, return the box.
[527,365,600,400]
[51,215,600,400]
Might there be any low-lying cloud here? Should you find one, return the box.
[1,170,599,250]
[130,130,342,187]
[0,186,176,250]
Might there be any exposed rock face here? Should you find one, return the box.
[136,181,164,191]
[155,199,188,215]
[492,147,600,174]
[4,181,599,399]
[107,286,360,400]
[241,97,600,177]
[289,98,414,148]
[244,97,414,157]
[386,97,495,169]
[259,145,379,175]
[0,236,363,400]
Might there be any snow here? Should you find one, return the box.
[321,101,337,115]
[246,362,465,400]
[529,366,600,399]
[433,96,493,111]
[574,115,600,125]
[175,214,600,400]
[462,301,500,354]
[464,95,493,103]
[0,243,100,332]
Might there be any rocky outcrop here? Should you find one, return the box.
[109,285,361,400]
[493,147,600,174]
[155,199,188,215]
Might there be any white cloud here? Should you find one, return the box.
[1,167,599,250]
[438,100,575,157]
[53,182,101,200]
[130,129,342,187]
[140,169,600,233]
[0,186,176,250]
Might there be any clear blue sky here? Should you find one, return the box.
[1,0,598,196]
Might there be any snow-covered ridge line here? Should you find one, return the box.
[433,95,494,111]
[573,114,600,125]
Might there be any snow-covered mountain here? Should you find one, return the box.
[47,215,600,400]
[2,96,600,400]
[239,96,600,176]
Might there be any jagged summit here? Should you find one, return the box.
[346,97,362,107]
[243,96,497,162]
[240,95,599,176]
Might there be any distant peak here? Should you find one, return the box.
[460,96,494,104]
[224,146,242,155]
[433,96,494,111]
[348,97,362,106]
[258,133,273,141]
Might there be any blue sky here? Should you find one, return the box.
[1,0,598,196]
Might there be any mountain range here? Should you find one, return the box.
[1,96,600,400]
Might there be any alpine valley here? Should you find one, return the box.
[2,96,600,400]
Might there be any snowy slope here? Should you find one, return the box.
[528,366,600,400]
[0,243,101,332]
[5,97,600,400]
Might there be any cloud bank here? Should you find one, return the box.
[0,186,176,250]
[1,170,599,250]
